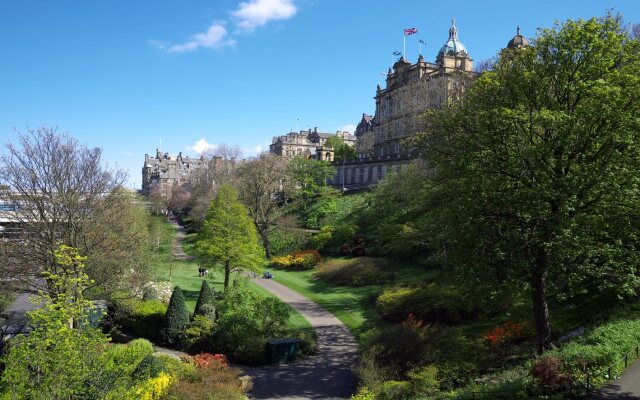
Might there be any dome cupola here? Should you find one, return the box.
[436,18,468,64]
[507,26,529,49]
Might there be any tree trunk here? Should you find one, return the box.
[262,233,272,260]
[254,221,271,260]
[224,260,230,289]
[532,250,552,354]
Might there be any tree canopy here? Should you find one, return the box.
[195,184,263,288]
[325,136,357,161]
[413,14,640,353]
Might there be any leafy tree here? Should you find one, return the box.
[0,127,154,296]
[160,286,190,345]
[325,136,358,161]
[236,153,289,259]
[195,184,263,289]
[193,280,216,318]
[287,157,339,228]
[414,14,640,353]
[0,245,146,399]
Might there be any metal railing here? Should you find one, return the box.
[583,343,640,393]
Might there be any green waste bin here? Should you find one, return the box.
[266,339,299,364]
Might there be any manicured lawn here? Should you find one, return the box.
[151,219,311,332]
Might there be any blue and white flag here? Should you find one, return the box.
[392,50,402,56]
[419,39,427,45]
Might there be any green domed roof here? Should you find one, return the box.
[437,18,468,63]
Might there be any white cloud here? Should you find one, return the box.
[154,22,236,54]
[242,144,264,156]
[339,124,357,133]
[231,0,297,32]
[190,138,219,154]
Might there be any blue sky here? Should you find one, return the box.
[1,0,639,189]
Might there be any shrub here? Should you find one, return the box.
[269,227,311,256]
[360,321,487,390]
[211,280,290,365]
[163,367,245,400]
[108,298,167,341]
[133,354,167,381]
[180,315,215,352]
[531,356,574,390]
[375,284,482,324]
[544,318,640,384]
[193,280,215,318]
[311,224,359,254]
[129,372,174,400]
[139,281,173,303]
[193,353,229,369]
[315,257,393,286]
[161,287,191,346]
[482,321,528,348]
[292,329,318,357]
[271,249,322,270]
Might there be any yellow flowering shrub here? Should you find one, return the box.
[132,372,174,400]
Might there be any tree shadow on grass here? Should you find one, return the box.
[181,289,200,303]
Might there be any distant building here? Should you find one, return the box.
[332,20,528,190]
[141,149,209,197]
[269,127,356,161]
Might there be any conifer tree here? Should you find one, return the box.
[161,286,190,345]
[193,280,215,318]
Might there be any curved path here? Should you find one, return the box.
[243,278,358,400]
[587,360,640,399]
[169,219,359,399]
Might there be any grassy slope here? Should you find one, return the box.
[269,261,441,339]
[152,218,311,331]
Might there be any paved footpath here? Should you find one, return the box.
[587,359,640,400]
[169,218,358,399]
[243,278,359,400]
[171,219,195,261]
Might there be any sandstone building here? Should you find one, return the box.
[142,149,208,197]
[332,21,527,189]
[269,128,356,161]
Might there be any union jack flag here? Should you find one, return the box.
[404,27,418,35]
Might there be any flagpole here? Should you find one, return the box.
[403,34,406,58]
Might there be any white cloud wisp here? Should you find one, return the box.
[190,138,219,154]
[157,22,236,54]
[231,0,297,32]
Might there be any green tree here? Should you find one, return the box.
[160,286,190,345]
[193,280,216,318]
[0,245,146,399]
[195,184,263,289]
[325,136,357,161]
[414,14,640,353]
[287,157,339,228]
